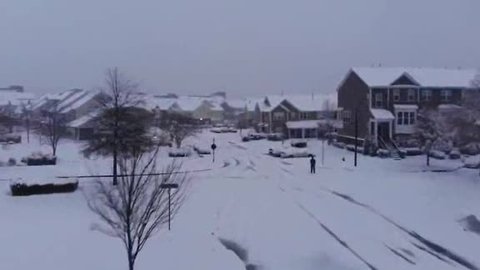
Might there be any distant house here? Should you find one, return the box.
[253,94,339,138]
[336,67,479,146]
[66,111,100,140]
[143,95,226,124]
[31,89,105,123]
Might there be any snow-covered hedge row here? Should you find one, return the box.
[21,152,57,166]
[10,179,79,196]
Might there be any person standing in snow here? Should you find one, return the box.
[310,156,316,174]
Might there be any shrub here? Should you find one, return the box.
[10,181,78,196]
[23,152,57,166]
[7,158,16,166]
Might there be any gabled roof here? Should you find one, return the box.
[260,93,337,112]
[59,91,100,113]
[352,67,479,88]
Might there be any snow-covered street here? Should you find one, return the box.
[1,131,480,270]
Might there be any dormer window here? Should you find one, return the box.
[407,89,416,102]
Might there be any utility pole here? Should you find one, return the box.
[354,108,358,167]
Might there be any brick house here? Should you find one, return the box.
[336,67,479,147]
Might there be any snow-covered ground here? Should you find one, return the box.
[1,131,480,270]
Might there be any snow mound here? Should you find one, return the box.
[459,215,480,235]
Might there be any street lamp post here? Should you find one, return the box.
[160,183,179,231]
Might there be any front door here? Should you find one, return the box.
[378,122,390,140]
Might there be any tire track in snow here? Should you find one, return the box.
[326,190,479,270]
[276,184,378,270]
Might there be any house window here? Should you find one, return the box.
[289,112,297,120]
[409,112,415,125]
[343,110,351,124]
[441,90,452,102]
[397,111,416,125]
[300,112,307,120]
[273,112,285,121]
[393,89,400,102]
[407,89,416,102]
[374,93,383,108]
[397,112,403,125]
[422,89,432,101]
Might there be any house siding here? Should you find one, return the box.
[337,71,370,141]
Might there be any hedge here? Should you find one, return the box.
[10,181,78,196]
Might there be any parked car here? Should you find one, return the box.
[0,134,21,144]
[242,133,266,142]
[267,133,284,141]
[291,140,307,148]
[22,152,57,166]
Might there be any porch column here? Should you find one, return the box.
[389,120,393,139]
[301,128,305,139]
[373,121,378,145]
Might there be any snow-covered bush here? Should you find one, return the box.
[332,141,345,149]
[402,147,423,156]
[432,138,453,154]
[7,158,16,166]
[377,149,390,158]
[460,143,480,155]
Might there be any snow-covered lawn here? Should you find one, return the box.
[1,131,480,270]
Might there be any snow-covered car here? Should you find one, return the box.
[168,147,192,157]
[429,150,446,160]
[0,134,21,144]
[243,133,266,142]
[449,149,461,160]
[402,147,423,156]
[194,146,211,155]
[22,152,57,166]
[268,148,285,157]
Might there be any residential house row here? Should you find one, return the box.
[336,67,480,147]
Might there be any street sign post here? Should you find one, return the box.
[211,138,217,163]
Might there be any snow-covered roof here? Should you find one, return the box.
[370,109,395,120]
[0,91,35,106]
[66,111,100,128]
[352,67,479,88]
[59,91,99,113]
[393,104,418,110]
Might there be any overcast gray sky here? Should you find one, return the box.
[0,0,478,97]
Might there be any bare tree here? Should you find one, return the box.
[415,109,454,166]
[160,112,199,148]
[36,102,66,156]
[86,148,188,270]
[83,68,147,185]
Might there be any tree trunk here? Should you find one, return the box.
[52,145,57,156]
[426,153,430,166]
[129,259,134,270]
